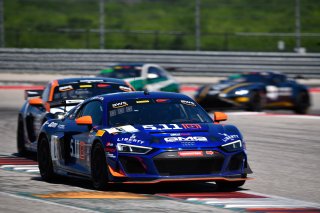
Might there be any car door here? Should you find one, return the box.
[266,74,293,104]
[63,100,103,175]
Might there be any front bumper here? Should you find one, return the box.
[107,149,252,183]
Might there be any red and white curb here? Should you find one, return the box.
[157,191,320,212]
[0,156,39,174]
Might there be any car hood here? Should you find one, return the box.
[105,123,242,149]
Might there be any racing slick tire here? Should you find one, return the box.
[38,135,55,182]
[17,116,27,156]
[91,143,109,190]
[293,91,310,114]
[246,91,264,112]
[216,175,246,190]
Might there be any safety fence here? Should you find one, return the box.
[0,48,319,78]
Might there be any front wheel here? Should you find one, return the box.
[91,143,109,190]
[216,174,247,190]
[37,136,55,182]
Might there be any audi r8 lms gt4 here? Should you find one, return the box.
[195,72,311,114]
[99,63,180,92]
[38,91,252,190]
[17,77,134,155]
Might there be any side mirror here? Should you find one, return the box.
[76,116,93,125]
[213,112,227,123]
[29,98,43,106]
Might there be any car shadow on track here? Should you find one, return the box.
[30,175,249,195]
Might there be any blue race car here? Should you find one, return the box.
[195,72,311,114]
[38,91,252,190]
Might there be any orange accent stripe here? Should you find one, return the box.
[110,177,253,184]
[108,165,126,177]
[33,191,148,199]
[49,80,59,102]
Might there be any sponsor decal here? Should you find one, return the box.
[106,142,114,147]
[90,96,104,101]
[119,86,132,92]
[70,139,86,160]
[156,99,170,103]
[50,135,59,160]
[106,153,116,158]
[142,124,183,131]
[178,151,203,157]
[96,130,105,137]
[79,141,85,160]
[164,136,208,142]
[181,100,196,107]
[57,124,65,129]
[218,133,240,142]
[79,79,104,83]
[205,150,217,155]
[170,133,191,136]
[181,141,196,146]
[59,85,73,92]
[97,83,111,88]
[80,85,92,88]
[112,101,128,108]
[136,100,150,104]
[182,124,201,129]
[48,122,58,128]
[116,134,144,144]
[105,147,116,153]
[105,125,139,134]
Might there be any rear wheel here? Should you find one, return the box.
[246,91,264,112]
[17,116,27,156]
[38,136,55,182]
[294,91,310,114]
[91,143,109,190]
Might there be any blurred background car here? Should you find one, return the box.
[194,71,311,114]
[99,63,180,92]
[17,77,134,155]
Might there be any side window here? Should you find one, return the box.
[147,67,168,80]
[76,101,103,126]
[41,84,51,102]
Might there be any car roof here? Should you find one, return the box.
[97,91,192,103]
[56,77,127,85]
[112,63,145,67]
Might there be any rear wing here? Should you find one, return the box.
[24,89,44,100]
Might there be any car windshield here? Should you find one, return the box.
[53,82,131,101]
[108,98,212,126]
[101,66,142,79]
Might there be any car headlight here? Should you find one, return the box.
[221,140,242,152]
[235,89,249,95]
[116,143,152,154]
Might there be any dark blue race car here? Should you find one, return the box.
[17,77,134,155]
[38,91,252,190]
[195,72,311,114]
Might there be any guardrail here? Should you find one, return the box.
[0,48,320,78]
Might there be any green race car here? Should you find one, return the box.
[99,63,180,92]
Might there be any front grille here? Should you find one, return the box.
[153,153,224,176]
[119,156,146,174]
[227,152,245,171]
